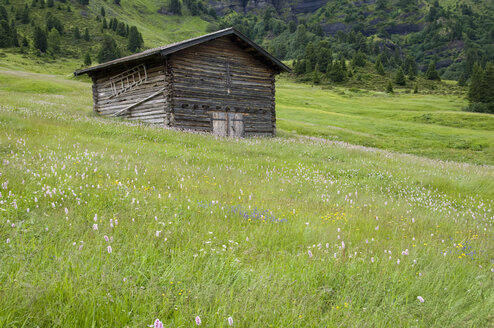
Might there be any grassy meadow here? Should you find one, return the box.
[0,69,494,327]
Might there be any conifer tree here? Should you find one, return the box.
[479,63,494,112]
[47,28,61,54]
[426,61,441,81]
[394,67,406,85]
[127,26,143,52]
[458,73,467,87]
[413,83,419,94]
[33,26,47,52]
[313,64,320,84]
[0,20,12,47]
[169,0,182,15]
[376,55,385,75]
[97,34,121,63]
[467,63,482,103]
[83,28,90,41]
[386,81,394,93]
[84,52,92,66]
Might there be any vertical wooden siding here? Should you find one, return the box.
[91,57,168,124]
[169,36,277,136]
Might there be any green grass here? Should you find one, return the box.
[276,79,494,165]
[0,69,493,327]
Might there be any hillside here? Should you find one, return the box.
[1,68,494,327]
[1,0,494,83]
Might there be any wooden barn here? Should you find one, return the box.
[74,28,290,137]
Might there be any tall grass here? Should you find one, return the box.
[0,70,493,327]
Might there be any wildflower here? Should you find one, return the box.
[156,231,161,237]
[417,296,424,303]
[341,241,345,249]
[154,319,164,328]
[371,257,374,263]
[94,214,98,222]
[397,259,400,265]
[6,238,10,244]
[401,249,409,256]
[228,316,233,326]
[308,250,313,258]
[195,316,202,325]
[104,235,109,242]
[107,246,112,254]
[93,224,98,230]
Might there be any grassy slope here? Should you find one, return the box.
[276,79,494,165]
[5,0,209,74]
[0,69,493,327]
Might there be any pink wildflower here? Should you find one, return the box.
[228,316,233,326]
[107,246,112,254]
[154,319,163,328]
[417,296,424,303]
[308,250,313,258]
[195,316,202,325]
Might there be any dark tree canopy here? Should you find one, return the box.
[97,34,121,63]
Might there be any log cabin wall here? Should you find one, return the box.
[90,57,169,124]
[169,36,277,136]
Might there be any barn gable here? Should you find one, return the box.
[74,28,289,136]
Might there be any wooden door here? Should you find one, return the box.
[228,112,244,138]
[212,112,227,136]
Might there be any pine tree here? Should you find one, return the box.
[83,28,90,41]
[329,60,345,82]
[47,28,61,54]
[386,81,394,93]
[12,26,18,47]
[0,20,12,47]
[394,67,406,85]
[426,61,441,81]
[21,5,29,24]
[467,63,482,103]
[458,73,467,87]
[74,26,81,39]
[352,50,366,67]
[33,26,47,52]
[102,17,107,29]
[413,83,419,94]
[127,26,143,52]
[169,0,182,15]
[84,52,92,66]
[479,63,494,112]
[376,55,385,76]
[97,34,121,63]
[100,7,105,17]
[304,41,316,71]
[313,64,320,84]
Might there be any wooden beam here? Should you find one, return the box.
[112,88,166,117]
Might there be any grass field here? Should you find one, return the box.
[0,69,493,327]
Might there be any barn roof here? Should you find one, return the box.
[74,27,290,76]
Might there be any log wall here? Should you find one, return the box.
[91,57,169,124]
[169,36,277,136]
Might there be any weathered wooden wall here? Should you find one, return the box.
[169,36,277,136]
[90,57,169,124]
